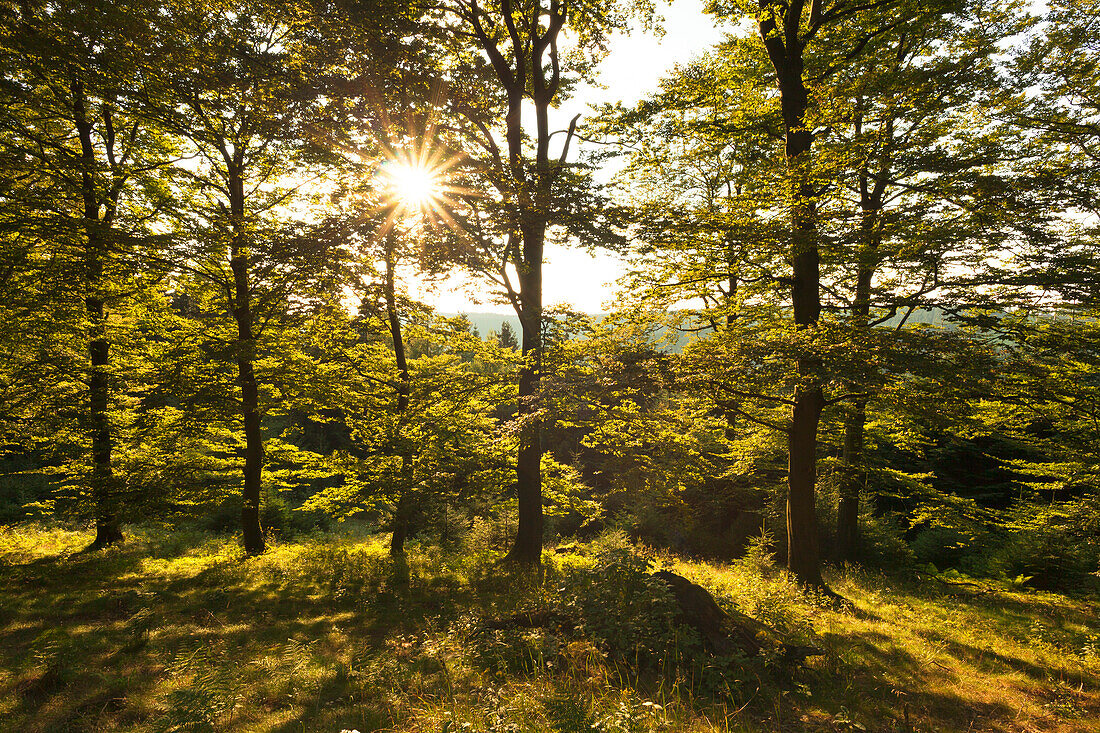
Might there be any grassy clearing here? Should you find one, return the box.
[1,523,1097,733]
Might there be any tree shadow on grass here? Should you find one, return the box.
[806,619,1022,732]
[0,536,486,733]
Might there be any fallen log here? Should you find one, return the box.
[652,570,823,664]
[651,570,767,656]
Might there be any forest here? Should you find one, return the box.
[1,0,1099,730]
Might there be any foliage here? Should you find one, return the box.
[4,3,1100,731]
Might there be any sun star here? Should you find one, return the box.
[384,160,441,213]
[372,143,469,241]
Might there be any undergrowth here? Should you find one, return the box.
[0,523,1097,732]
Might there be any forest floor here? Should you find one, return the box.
[1,523,1098,733]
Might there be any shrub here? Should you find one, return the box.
[552,542,696,671]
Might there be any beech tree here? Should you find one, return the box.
[0,0,173,547]
[690,0,982,585]
[143,0,343,553]
[815,1,1034,560]
[438,0,645,563]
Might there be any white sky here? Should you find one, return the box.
[413,0,729,313]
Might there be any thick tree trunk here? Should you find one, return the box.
[787,378,825,585]
[507,239,544,564]
[73,79,123,548]
[784,126,825,586]
[229,170,264,555]
[759,8,828,587]
[502,80,547,565]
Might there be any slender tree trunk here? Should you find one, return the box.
[836,241,874,562]
[228,169,265,555]
[836,133,885,559]
[721,247,738,439]
[385,241,410,414]
[87,295,122,548]
[73,79,123,548]
[836,399,866,561]
[384,240,414,558]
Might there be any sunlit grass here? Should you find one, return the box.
[1,523,1097,732]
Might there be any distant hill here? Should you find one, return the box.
[449,308,953,352]
[455,313,523,339]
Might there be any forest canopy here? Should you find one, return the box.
[3,0,1100,730]
[2,0,1099,584]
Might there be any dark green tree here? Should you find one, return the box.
[497,320,519,350]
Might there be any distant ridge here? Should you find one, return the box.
[446,308,953,352]
[447,312,523,338]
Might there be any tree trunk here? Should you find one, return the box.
[503,78,547,565]
[87,311,122,548]
[836,399,866,561]
[384,241,414,558]
[507,238,544,564]
[836,228,875,562]
[73,78,123,548]
[758,7,827,587]
[390,489,413,556]
[836,144,884,560]
[385,240,410,414]
[229,169,264,555]
[787,378,825,585]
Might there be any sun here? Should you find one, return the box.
[383,160,442,213]
[369,139,469,241]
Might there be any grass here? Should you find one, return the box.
[0,522,1097,732]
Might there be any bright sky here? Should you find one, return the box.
[413,0,729,314]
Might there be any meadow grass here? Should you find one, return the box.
[1,523,1097,732]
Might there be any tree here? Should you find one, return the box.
[814,1,1034,560]
[497,320,519,350]
[691,0,994,586]
[438,0,645,563]
[143,0,344,553]
[0,0,173,546]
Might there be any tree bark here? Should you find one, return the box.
[836,130,887,561]
[504,65,548,566]
[758,1,827,587]
[73,78,123,548]
[507,236,544,564]
[836,223,874,561]
[390,491,413,556]
[384,239,410,414]
[836,399,866,561]
[228,168,265,555]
